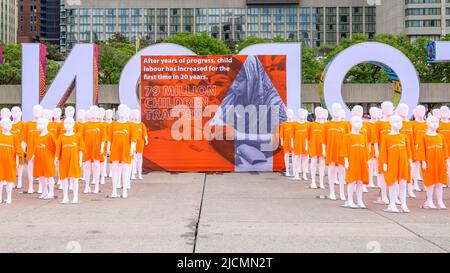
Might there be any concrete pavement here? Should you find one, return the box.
[0,172,449,253]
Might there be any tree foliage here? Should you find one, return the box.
[164,32,232,55]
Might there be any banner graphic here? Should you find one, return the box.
[141,55,287,172]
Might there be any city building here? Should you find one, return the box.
[0,0,18,44]
[17,0,60,45]
[17,0,41,43]
[57,0,450,52]
[40,0,60,45]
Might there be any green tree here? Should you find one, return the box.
[108,33,129,44]
[235,36,267,52]
[164,32,232,55]
[98,42,134,84]
[0,43,21,84]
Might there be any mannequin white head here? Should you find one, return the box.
[52,108,62,122]
[351,105,364,118]
[427,116,439,134]
[1,118,12,135]
[286,109,294,121]
[414,105,426,122]
[43,109,53,121]
[432,108,441,119]
[350,116,363,133]
[369,107,379,122]
[130,109,140,123]
[64,117,75,134]
[440,106,450,122]
[98,107,106,121]
[331,103,342,120]
[85,109,93,122]
[89,106,99,122]
[321,109,329,121]
[389,115,403,133]
[33,105,43,120]
[396,103,409,121]
[105,109,114,122]
[298,109,308,123]
[65,106,75,119]
[77,109,86,122]
[117,105,130,122]
[314,107,324,122]
[338,109,346,121]
[11,106,22,122]
[381,101,394,120]
[36,117,49,133]
[1,108,11,120]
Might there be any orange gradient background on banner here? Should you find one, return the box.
[141,55,286,172]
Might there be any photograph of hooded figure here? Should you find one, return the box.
[210,55,287,172]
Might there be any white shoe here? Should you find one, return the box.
[71,199,78,204]
[131,174,137,180]
[84,187,91,194]
[138,175,143,180]
[61,199,70,204]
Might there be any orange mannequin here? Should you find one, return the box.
[279,109,296,177]
[108,105,137,199]
[0,118,23,204]
[379,115,412,213]
[373,101,394,205]
[130,109,149,181]
[324,105,348,201]
[55,117,85,204]
[417,116,450,210]
[308,107,326,189]
[105,109,114,178]
[341,116,369,209]
[293,109,309,181]
[411,105,428,192]
[21,105,43,194]
[396,103,416,198]
[32,118,57,200]
[366,107,380,189]
[11,106,24,189]
[81,107,106,194]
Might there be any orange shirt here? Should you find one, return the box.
[56,133,85,180]
[11,121,24,164]
[416,134,449,186]
[438,121,450,155]
[21,121,40,158]
[0,134,22,182]
[340,133,369,184]
[412,120,428,157]
[365,121,376,158]
[48,122,63,139]
[379,134,412,185]
[293,122,309,156]
[109,121,137,164]
[324,120,348,165]
[74,122,85,136]
[33,133,56,178]
[400,121,415,160]
[131,122,148,154]
[105,121,113,142]
[81,121,107,162]
[307,121,325,158]
[372,120,391,145]
[279,121,295,153]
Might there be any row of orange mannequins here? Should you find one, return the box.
[0,104,148,204]
[280,102,450,213]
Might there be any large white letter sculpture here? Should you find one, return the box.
[22,44,98,120]
[323,42,420,119]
